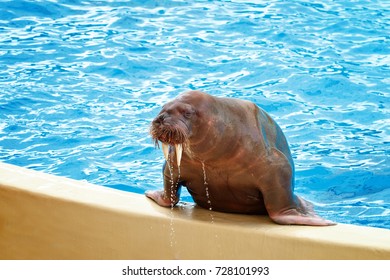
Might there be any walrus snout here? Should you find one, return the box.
[150,116,189,144]
[150,114,189,168]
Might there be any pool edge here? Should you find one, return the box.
[1,162,390,260]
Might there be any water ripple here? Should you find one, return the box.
[0,0,389,229]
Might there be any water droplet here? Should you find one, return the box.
[201,161,213,212]
[166,154,177,248]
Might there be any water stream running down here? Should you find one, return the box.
[200,160,220,254]
[166,154,177,248]
[201,161,213,212]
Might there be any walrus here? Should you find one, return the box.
[146,91,335,226]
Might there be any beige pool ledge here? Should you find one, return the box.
[1,162,390,260]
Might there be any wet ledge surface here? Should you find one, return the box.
[0,162,389,260]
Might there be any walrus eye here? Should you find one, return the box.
[184,111,192,119]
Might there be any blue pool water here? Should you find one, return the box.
[0,0,389,229]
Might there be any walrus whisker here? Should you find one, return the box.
[150,122,189,146]
[149,115,190,169]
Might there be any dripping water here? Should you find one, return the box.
[201,161,221,255]
[201,161,213,211]
[166,154,176,248]
[167,155,175,209]
[166,148,183,248]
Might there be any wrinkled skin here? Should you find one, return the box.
[146,91,335,226]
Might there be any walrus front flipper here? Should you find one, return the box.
[261,148,336,226]
[145,190,179,207]
[270,210,336,226]
[269,196,336,226]
[145,159,183,207]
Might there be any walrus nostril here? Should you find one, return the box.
[153,114,165,124]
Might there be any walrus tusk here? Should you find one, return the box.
[175,144,183,167]
[161,143,182,167]
[162,143,169,161]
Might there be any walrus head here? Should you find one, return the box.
[150,99,197,167]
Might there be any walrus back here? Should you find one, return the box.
[254,104,294,170]
[218,96,294,168]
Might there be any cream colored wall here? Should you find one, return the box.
[1,162,390,260]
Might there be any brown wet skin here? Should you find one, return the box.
[147,90,335,226]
